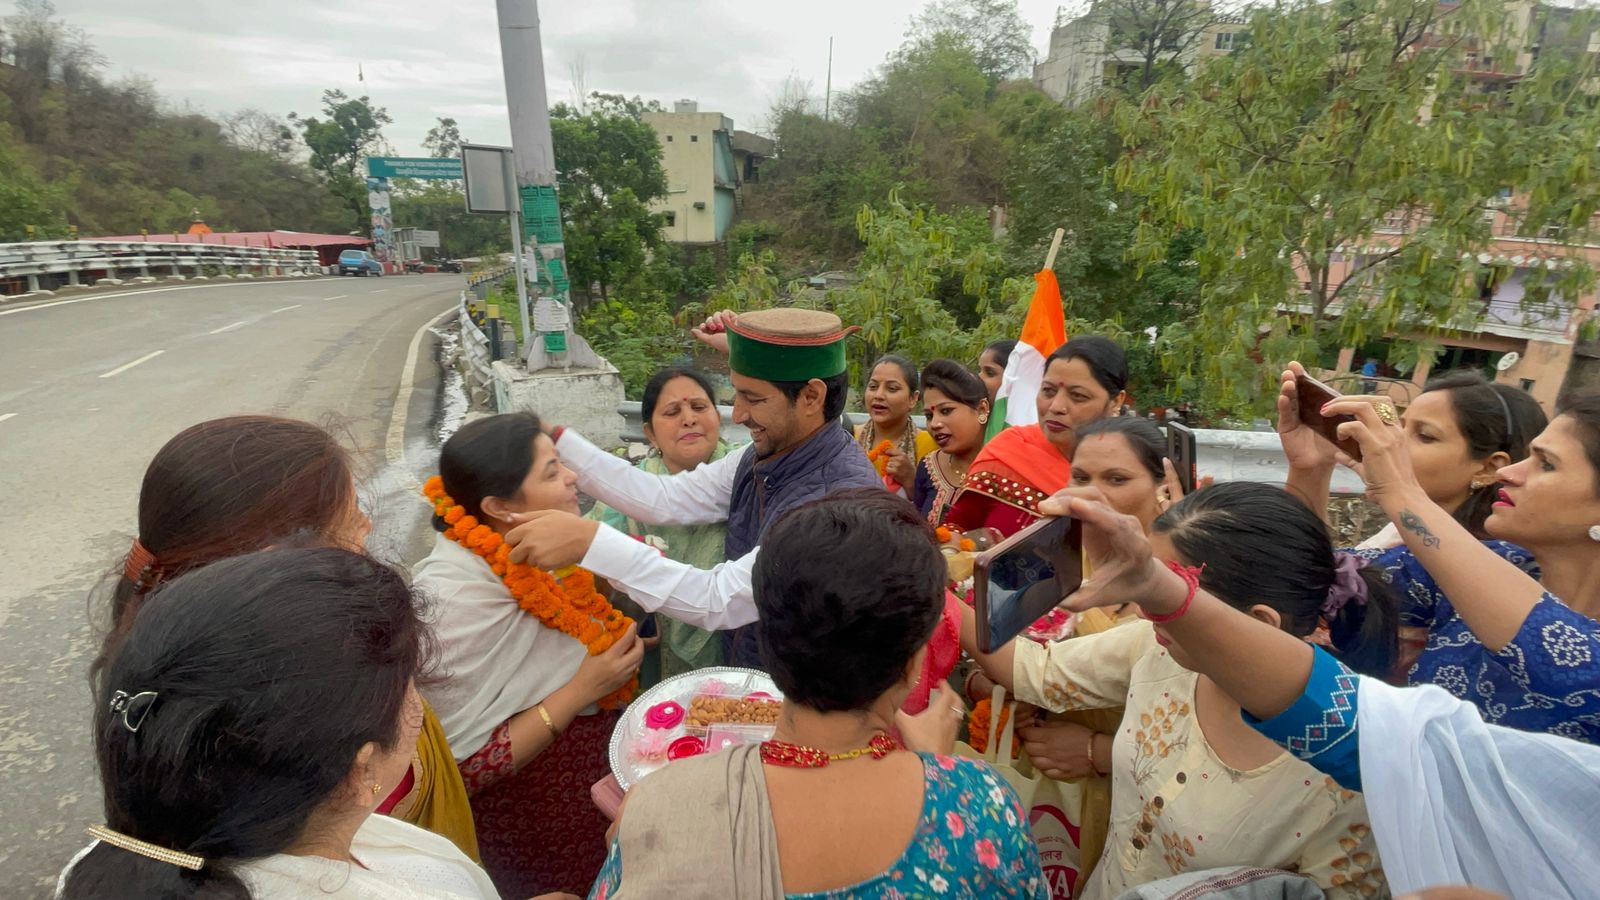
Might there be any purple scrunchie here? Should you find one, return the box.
[1323,553,1370,619]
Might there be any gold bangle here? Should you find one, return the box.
[536,703,561,738]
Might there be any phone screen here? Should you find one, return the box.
[975,516,1084,653]
[1294,374,1364,460]
[1166,423,1197,496]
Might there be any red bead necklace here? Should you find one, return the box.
[760,732,899,768]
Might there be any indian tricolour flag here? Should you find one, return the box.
[985,268,1066,442]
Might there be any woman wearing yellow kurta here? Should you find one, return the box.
[855,354,938,495]
[966,481,1400,899]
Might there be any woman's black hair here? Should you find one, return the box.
[64,548,426,899]
[1422,370,1548,537]
[754,489,945,712]
[919,359,988,409]
[1073,417,1166,481]
[641,367,718,423]
[867,354,920,393]
[436,412,544,527]
[1045,335,1129,397]
[1557,389,1600,495]
[1154,482,1400,678]
[982,339,1017,369]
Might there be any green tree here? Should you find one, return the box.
[423,116,462,158]
[550,93,668,305]
[907,0,1037,83]
[1116,0,1600,414]
[290,90,392,231]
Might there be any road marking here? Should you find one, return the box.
[0,413,16,424]
[99,350,166,379]
[0,279,329,317]
[386,304,458,501]
[371,289,389,294]
[324,294,348,301]
[272,304,302,313]
[209,320,247,334]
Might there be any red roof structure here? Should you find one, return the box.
[83,230,372,266]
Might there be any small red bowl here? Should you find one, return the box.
[666,735,705,760]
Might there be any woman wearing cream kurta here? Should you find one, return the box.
[963,418,1189,888]
[965,482,1399,900]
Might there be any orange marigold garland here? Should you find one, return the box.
[424,475,637,709]
[967,697,1020,758]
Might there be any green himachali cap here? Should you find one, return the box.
[727,308,860,383]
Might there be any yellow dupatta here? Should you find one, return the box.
[388,700,481,862]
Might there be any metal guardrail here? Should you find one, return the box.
[467,266,514,300]
[0,240,323,295]
[614,402,1367,494]
[458,291,497,401]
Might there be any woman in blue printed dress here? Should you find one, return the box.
[1278,368,1600,743]
[590,490,1045,899]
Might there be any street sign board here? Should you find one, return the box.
[461,144,516,214]
[367,157,464,180]
[413,229,441,248]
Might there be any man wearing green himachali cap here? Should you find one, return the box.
[502,307,884,666]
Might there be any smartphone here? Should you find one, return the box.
[973,516,1084,653]
[1295,373,1364,461]
[1165,422,1197,496]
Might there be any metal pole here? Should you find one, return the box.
[497,0,598,371]
[507,209,532,348]
[825,37,833,122]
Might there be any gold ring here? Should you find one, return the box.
[951,705,965,715]
[1373,401,1399,426]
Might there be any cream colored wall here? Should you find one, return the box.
[644,111,730,243]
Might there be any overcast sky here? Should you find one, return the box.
[30,0,1066,156]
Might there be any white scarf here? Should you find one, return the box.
[1356,677,1600,898]
[412,533,591,760]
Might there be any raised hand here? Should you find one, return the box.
[690,309,738,355]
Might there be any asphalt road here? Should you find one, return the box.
[0,274,463,894]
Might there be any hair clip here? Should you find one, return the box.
[109,690,159,733]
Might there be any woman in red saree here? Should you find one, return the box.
[945,336,1130,538]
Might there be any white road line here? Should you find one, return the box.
[370,288,389,294]
[385,305,458,501]
[0,413,16,424]
[99,350,166,379]
[0,279,329,317]
[324,294,348,301]
[208,320,247,334]
[272,304,303,313]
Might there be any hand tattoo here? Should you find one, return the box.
[1399,510,1440,548]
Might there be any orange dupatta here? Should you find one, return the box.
[943,424,1071,537]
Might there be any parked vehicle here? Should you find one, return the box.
[440,259,464,274]
[337,250,383,277]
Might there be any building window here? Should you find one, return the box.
[1519,378,1536,392]
[1215,31,1236,51]
[664,211,676,227]
[690,134,699,142]
[665,135,673,142]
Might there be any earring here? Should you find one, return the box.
[1589,525,1600,543]
[1470,477,1492,491]
[371,783,382,796]
[979,414,989,424]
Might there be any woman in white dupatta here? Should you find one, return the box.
[1039,485,1600,898]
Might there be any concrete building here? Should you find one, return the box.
[1033,2,1247,104]
[643,101,770,244]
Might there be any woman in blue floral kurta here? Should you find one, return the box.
[589,753,1047,900]
[1301,384,1600,744]
[1349,539,1600,742]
